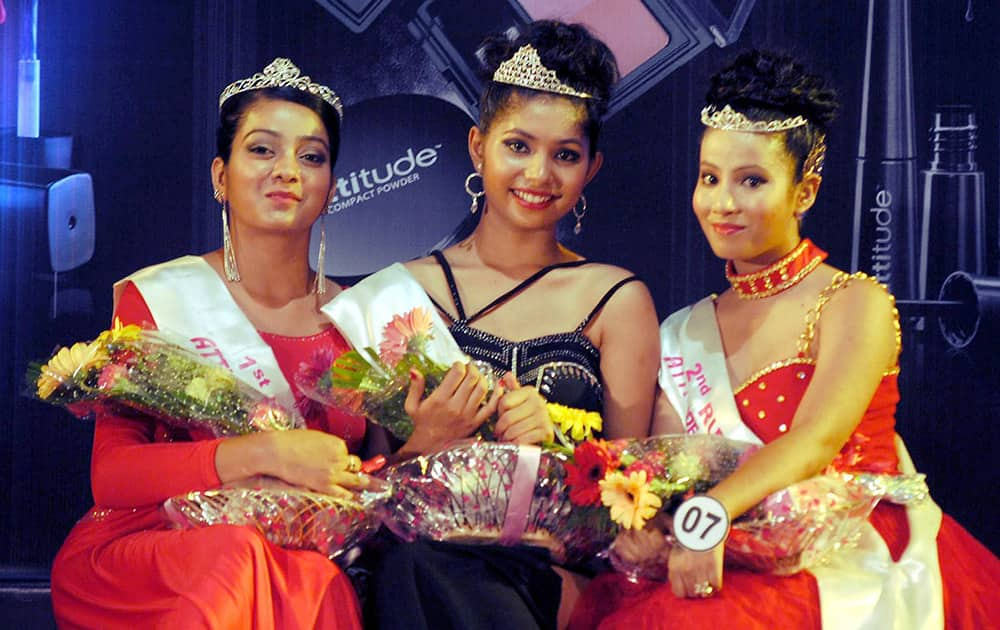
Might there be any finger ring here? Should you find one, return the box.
[345,455,362,473]
[693,581,716,598]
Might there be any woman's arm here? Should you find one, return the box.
[90,283,227,507]
[667,277,898,597]
[650,389,684,435]
[707,278,898,518]
[593,279,661,439]
[91,282,361,507]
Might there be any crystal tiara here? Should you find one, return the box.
[219,57,343,119]
[700,104,808,133]
[491,44,592,99]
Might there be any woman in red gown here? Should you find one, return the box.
[571,50,1000,629]
[50,58,366,629]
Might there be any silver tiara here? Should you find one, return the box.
[492,44,592,99]
[700,105,807,133]
[219,58,343,119]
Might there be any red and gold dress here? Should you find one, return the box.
[571,271,1000,630]
[50,281,366,630]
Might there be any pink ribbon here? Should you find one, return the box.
[498,444,541,545]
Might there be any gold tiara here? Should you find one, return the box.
[701,105,807,133]
[491,44,592,99]
[219,57,343,119]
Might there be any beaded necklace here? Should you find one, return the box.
[725,239,827,300]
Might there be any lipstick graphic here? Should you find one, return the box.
[850,0,918,300]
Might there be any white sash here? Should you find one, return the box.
[811,437,943,630]
[658,297,762,444]
[660,300,944,629]
[114,255,298,415]
[320,263,466,368]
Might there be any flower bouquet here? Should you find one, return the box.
[585,434,931,578]
[376,440,614,566]
[163,478,392,563]
[27,320,302,436]
[304,264,493,441]
[721,470,928,574]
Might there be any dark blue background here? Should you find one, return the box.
[0,0,996,600]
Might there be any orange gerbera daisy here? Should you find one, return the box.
[600,469,662,530]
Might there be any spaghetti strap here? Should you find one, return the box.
[576,276,641,331]
[465,260,591,324]
[430,250,466,321]
[427,294,456,324]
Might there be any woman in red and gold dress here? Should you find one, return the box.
[50,58,366,629]
[571,50,1000,629]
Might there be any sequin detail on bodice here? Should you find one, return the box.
[734,272,902,474]
[429,251,639,413]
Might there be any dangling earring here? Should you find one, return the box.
[314,214,327,295]
[219,193,241,283]
[572,194,588,235]
[465,171,485,214]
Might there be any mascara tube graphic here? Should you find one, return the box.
[851,0,918,300]
[918,106,985,300]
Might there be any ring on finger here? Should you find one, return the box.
[693,581,717,598]
[345,455,362,473]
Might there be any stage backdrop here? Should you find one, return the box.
[0,0,996,602]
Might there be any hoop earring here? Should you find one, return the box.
[572,194,588,235]
[221,199,241,282]
[465,171,485,214]
[314,214,327,295]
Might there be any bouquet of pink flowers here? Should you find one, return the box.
[301,264,494,441]
[298,306,478,441]
[27,320,302,436]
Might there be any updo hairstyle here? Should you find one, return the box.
[477,20,619,157]
[705,50,839,179]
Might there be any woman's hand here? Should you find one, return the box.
[611,524,671,566]
[403,361,502,453]
[668,542,725,599]
[260,430,364,499]
[494,372,553,445]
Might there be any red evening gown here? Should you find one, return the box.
[50,282,366,629]
[571,320,1000,629]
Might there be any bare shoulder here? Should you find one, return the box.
[578,263,657,330]
[824,270,897,318]
[578,261,642,284]
[402,254,442,288]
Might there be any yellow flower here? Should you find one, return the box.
[670,452,706,485]
[204,367,237,391]
[96,318,143,346]
[184,377,211,403]
[36,341,109,399]
[600,469,662,530]
[547,402,603,442]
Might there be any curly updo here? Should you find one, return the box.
[476,20,619,157]
[705,50,839,179]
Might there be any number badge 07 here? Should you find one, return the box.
[673,495,730,552]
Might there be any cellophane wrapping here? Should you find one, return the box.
[27,322,302,436]
[162,480,391,563]
[303,263,495,440]
[377,441,614,566]
[607,435,929,578]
